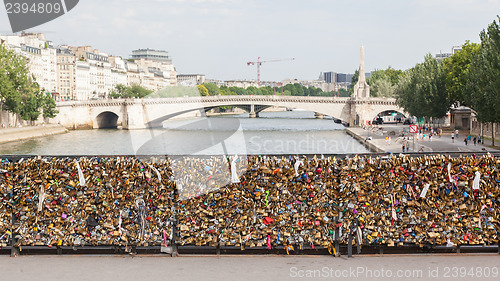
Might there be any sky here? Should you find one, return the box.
[1,0,499,81]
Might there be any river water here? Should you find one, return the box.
[0,111,369,155]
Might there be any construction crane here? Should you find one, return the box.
[247,57,295,85]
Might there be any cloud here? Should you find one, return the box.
[4,0,500,80]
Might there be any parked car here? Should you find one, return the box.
[403,118,414,125]
[372,117,383,125]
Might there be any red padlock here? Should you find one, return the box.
[263,216,274,225]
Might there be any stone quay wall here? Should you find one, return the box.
[0,125,68,144]
[0,154,498,250]
[471,121,500,141]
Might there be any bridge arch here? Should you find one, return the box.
[355,99,408,126]
[95,111,120,129]
[371,109,407,122]
[144,102,350,128]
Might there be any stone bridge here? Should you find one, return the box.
[51,95,405,129]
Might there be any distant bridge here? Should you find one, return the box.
[52,95,405,129]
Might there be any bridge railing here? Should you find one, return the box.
[56,95,362,106]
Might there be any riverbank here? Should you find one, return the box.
[0,124,68,144]
[346,128,385,153]
[347,125,499,153]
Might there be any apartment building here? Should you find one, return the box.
[1,33,180,100]
[71,46,112,99]
[0,33,57,94]
[56,47,76,100]
[109,56,128,88]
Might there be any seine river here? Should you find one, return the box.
[0,111,369,155]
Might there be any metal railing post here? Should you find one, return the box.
[11,213,19,257]
[348,222,353,258]
[171,213,178,257]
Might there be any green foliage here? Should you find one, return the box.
[395,55,449,119]
[367,68,403,97]
[196,82,329,97]
[202,83,218,96]
[371,76,395,97]
[337,88,350,97]
[0,44,57,121]
[110,84,128,98]
[384,67,404,85]
[197,85,209,96]
[19,91,43,121]
[155,85,200,97]
[348,69,359,96]
[128,84,153,98]
[465,16,500,144]
[394,15,500,142]
[111,84,153,98]
[443,41,480,106]
[367,70,392,97]
[42,93,58,118]
[144,81,351,100]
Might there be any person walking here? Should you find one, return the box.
[451,132,455,143]
[464,137,468,146]
[473,136,477,146]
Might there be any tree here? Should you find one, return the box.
[0,43,57,123]
[367,68,403,97]
[0,43,31,113]
[19,90,43,122]
[110,84,153,98]
[197,85,209,96]
[202,83,218,96]
[367,70,392,97]
[129,84,153,98]
[371,76,395,97]
[465,17,500,146]
[348,69,359,96]
[395,55,450,121]
[42,93,58,118]
[395,71,420,116]
[246,86,261,95]
[338,88,350,97]
[384,67,404,86]
[110,84,129,98]
[156,85,200,97]
[442,41,480,106]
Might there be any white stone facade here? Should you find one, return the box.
[75,60,91,100]
[56,47,76,100]
[224,80,258,89]
[109,56,128,88]
[0,33,57,94]
[177,74,206,86]
[1,33,180,100]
